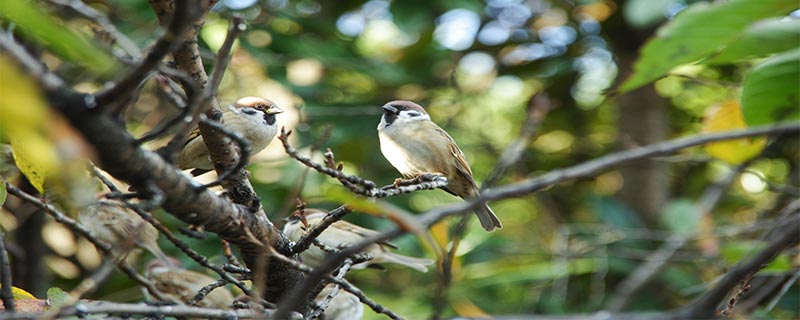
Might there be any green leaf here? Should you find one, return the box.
[45,287,70,308]
[464,258,599,286]
[619,0,798,92]
[660,199,699,235]
[0,56,59,193]
[706,18,800,64]
[740,48,800,126]
[0,180,6,208]
[0,1,118,76]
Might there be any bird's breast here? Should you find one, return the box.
[378,123,451,176]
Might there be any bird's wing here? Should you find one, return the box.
[332,220,399,249]
[433,126,477,191]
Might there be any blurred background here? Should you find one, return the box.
[1,0,798,318]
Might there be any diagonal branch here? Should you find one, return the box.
[95,0,197,108]
[679,213,800,318]
[274,122,800,317]
[279,128,449,197]
[4,183,169,301]
[0,229,14,312]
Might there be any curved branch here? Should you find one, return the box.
[95,0,196,108]
[274,122,800,317]
[679,210,800,318]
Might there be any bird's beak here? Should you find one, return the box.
[382,104,398,114]
[266,106,284,115]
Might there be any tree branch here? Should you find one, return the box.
[680,209,800,318]
[0,300,299,319]
[0,229,14,312]
[274,122,800,317]
[95,0,197,108]
[4,183,169,301]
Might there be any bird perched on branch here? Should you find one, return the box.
[283,209,434,272]
[178,96,283,175]
[146,258,234,309]
[377,100,502,231]
[79,200,171,265]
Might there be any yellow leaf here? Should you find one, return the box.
[0,286,37,300]
[0,55,58,193]
[451,297,490,318]
[430,220,449,251]
[702,100,766,164]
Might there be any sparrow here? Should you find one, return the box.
[178,96,283,174]
[377,100,502,231]
[316,283,364,320]
[146,258,235,309]
[283,209,434,272]
[79,200,171,265]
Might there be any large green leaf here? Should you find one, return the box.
[740,48,800,125]
[619,0,797,92]
[0,1,118,76]
[707,18,800,64]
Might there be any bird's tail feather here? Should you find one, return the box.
[383,253,435,272]
[474,204,502,231]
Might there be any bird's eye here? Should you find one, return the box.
[242,108,258,115]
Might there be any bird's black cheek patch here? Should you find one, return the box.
[264,114,277,125]
[383,113,397,127]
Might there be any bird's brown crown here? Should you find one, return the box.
[233,97,283,115]
[383,100,428,115]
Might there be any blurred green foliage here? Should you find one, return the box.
[0,0,798,318]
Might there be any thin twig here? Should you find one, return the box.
[433,94,554,318]
[718,265,765,317]
[607,164,745,311]
[762,269,800,312]
[681,216,800,318]
[0,229,14,312]
[307,259,354,319]
[290,206,352,254]
[90,167,254,298]
[275,122,800,318]
[267,250,401,319]
[195,117,252,190]
[95,0,196,108]
[483,93,555,187]
[68,258,116,300]
[205,14,245,99]
[280,128,449,197]
[1,300,296,319]
[4,183,169,301]
[135,66,199,145]
[45,0,142,60]
[187,278,232,306]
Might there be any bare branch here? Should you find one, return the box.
[680,213,800,318]
[483,93,555,188]
[45,0,142,60]
[90,167,254,298]
[4,183,169,301]
[95,0,197,108]
[0,230,14,312]
[607,164,745,311]
[0,300,298,319]
[275,122,800,317]
[279,128,448,197]
[205,15,245,99]
[290,206,352,254]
